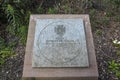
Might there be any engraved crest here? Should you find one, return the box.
[54,25,66,37]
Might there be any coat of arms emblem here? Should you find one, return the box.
[54,25,66,39]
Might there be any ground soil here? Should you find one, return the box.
[0,17,120,80]
[0,0,120,80]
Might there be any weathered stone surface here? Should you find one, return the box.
[32,19,89,67]
[22,15,98,80]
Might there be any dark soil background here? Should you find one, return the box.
[0,0,120,80]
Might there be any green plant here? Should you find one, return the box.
[115,15,120,22]
[0,47,15,65]
[116,71,120,78]
[36,6,44,14]
[101,17,110,25]
[0,37,15,65]
[105,12,113,17]
[109,60,119,72]
[8,40,17,48]
[82,0,94,9]
[0,0,47,66]
[0,37,5,49]
[62,4,70,14]
[110,0,120,9]
[89,9,96,17]
[47,8,57,14]
[95,29,102,35]
[109,60,120,78]
[2,4,21,35]
[0,0,43,65]
[18,26,28,45]
[1,0,31,45]
[111,39,120,78]
[117,51,120,56]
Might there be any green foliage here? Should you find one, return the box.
[110,0,120,8]
[109,60,120,78]
[101,17,110,25]
[0,0,33,65]
[0,47,14,65]
[82,0,94,9]
[2,4,21,35]
[0,0,58,65]
[117,51,120,56]
[0,37,15,65]
[35,6,43,14]
[1,0,32,45]
[4,5,30,35]
[95,29,102,35]
[47,8,57,14]
[89,9,96,17]
[0,35,17,65]
[8,40,17,48]
[18,26,28,45]
[63,4,70,14]
[105,12,113,17]
[116,71,120,78]
[115,15,120,22]
[0,37,5,49]
[109,60,119,72]
[111,39,120,78]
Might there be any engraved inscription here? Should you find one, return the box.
[36,23,81,64]
[54,25,65,40]
[32,19,89,67]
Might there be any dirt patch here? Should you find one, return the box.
[0,44,25,80]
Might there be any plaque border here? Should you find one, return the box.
[22,14,98,80]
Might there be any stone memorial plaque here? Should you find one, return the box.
[32,19,89,67]
[23,15,98,80]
